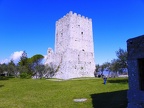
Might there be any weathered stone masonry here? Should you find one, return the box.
[127,35,144,108]
[45,11,95,79]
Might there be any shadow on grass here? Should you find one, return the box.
[107,78,128,84]
[91,90,128,108]
[0,77,9,80]
[0,76,15,80]
[0,85,4,88]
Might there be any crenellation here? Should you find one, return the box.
[67,11,93,21]
[89,18,92,21]
[69,11,73,14]
[81,15,85,19]
[73,12,77,16]
[78,14,81,17]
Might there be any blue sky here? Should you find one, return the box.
[0,0,144,65]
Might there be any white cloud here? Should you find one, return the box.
[0,51,23,64]
[0,59,9,64]
[10,51,23,61]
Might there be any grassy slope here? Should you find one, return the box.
[0,78,128,108]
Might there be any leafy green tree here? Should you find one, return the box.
[1,63,7,72]
[30,54,44,67]
[18,51,31,78]
[115,48,128,74]
[95,64,100,72]
[35,64,45,79]
[44,63,57,78]
[94,64,100,77]
[19,51,28,66]
[109,59,120,77]
[116,48,127,69]
[0,64,4,74]
[7,60,16,76]
[0,65,2,74]
[29,54,44,78]
[100,62,110,76]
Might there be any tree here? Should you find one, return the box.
[18,51,32,78]
[100,62,110,76]
[7,60,16,76]
[35,64,45,79]
[0,63,7,78]
[19,51,28,66]
[0,64,3,74]
[116,48,128,74]
[0,63,7,76]
[29,54,44,78]
[116,48,127,68]
[109,59,120,77]
[44,63,57,78]
[95,64,100,72]
[94,64,100,77]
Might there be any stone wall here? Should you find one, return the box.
[45,11,95,79]
[127,35,144,108]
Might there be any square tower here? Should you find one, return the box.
[50,11,95,79]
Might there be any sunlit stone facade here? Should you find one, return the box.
[45,11,95,79]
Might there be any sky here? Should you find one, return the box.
[0,0,144,65]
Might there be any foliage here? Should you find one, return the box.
[0,78,128,108]
[0,51,45,79]
[18,52,44,78]
[20,72,31,79]
[34,64,45,79]
[116,48,127,68]
[0,63,7,74]
[95,64,100,72]
[94,64,100,77]
[18,51,28,66]
[18,51,31,75]
[29,54,44,78]
[29,54,44,71]
[7,60,16,76]
[109,59,120,72]
[96,48,128,77]
[44,63,57,78]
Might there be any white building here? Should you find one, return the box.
[45,11,95,79]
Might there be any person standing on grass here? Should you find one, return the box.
[103,76,107,85]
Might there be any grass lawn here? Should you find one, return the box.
[0,77,128,108]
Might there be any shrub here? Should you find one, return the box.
[20,72,31,79]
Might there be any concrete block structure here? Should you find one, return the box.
[127,35,144,108]
[45,11,95,79]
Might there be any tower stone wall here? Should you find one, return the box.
[45,11,95,79]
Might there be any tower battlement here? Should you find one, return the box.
[57,11,92,23]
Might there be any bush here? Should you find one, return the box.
[20,72,31,79]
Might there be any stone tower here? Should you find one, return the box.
[45,11,95,79]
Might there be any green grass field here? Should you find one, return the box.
[0,77,128,108]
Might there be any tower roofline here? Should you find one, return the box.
[57,11,92,22]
